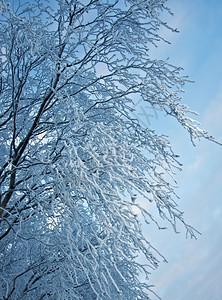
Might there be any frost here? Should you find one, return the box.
[0,0,216,299]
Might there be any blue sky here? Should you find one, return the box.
[142,0,222,299]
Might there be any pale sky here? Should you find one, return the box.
[143,0,222,299]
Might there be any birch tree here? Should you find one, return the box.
[0,0,216,299]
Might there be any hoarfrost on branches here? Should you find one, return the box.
[0,0,217,299]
